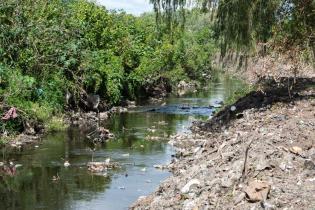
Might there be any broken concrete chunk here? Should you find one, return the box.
[244,181,271,202]
[289,146,303,155]
[181,179,201,194]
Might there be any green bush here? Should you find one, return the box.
[0,0,217,136]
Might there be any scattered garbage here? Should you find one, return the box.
[86,127,114,143]
[181,179,200,194]
[87,160,119,173]
[64,161,70,167]
[2,107,18,120]
[122,153,130,157]
[131,90,315,209]
[244,181,271,202]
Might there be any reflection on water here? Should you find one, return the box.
[0,73,244,210]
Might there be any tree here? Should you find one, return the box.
[149,0,315,54]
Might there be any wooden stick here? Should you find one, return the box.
[241,139,254,182]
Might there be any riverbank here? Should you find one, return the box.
[0,77,202,149]
[131,73,315,209]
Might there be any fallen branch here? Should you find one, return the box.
[241,139,254,182]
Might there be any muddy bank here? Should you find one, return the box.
[131,77,315,209]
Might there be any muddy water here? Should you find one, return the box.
[0,74,244,210]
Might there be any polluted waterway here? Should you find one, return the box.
[0,74,244,210]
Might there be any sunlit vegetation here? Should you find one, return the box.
[150,0,314,57]
[0,0,217,135]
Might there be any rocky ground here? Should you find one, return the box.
[131,77,315,209]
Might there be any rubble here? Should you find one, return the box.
[131,84,315,209]
[244,181,271,202]
[181,179,201,194]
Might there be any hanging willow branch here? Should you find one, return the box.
[149,0,186,33]
[149,0,315,54]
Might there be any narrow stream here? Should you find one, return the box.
[0,74,244,210]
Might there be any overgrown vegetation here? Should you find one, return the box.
[150,0,314,58]
[0,0,216,136]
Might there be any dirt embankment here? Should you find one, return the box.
[214,51,315,84]
[131,61,315,209]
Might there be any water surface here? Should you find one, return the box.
[0,73,244,210]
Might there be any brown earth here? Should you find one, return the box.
[131,70,315,209]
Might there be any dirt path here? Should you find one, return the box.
[131,78,315,209]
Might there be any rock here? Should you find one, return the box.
[126,100,136,108]
[256,155,271,171]
[193,147,202,154]
[290,146,303,155]
[153,164,167,170]
[110,107,128,113]
[234,192,246,204]
[244,181,271,202]
[279,162,287,171]
[181,179,201,194]
[178,80,188,89]
[261,201,276,210]
[183,200,196,210]
[221,177,234,188]
[99,112,108,120]
[304,160,315,170]
[122,153,130,157]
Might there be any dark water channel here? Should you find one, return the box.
[0,74,244,210]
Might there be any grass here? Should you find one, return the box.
[45,116,68,132]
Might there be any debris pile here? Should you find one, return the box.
[131,87,315,209]
[87,159,120,174]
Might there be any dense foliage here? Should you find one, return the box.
[0,0,216,136]
[150,0,315,56]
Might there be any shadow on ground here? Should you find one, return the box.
[193,77,315,132]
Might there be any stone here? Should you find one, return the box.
[290,146,303,155]
[153,165,167,170]
[261,201,276,210]
[304,160,315,170]
[256,155,271,171]
[99,112,108,120]
[221,177,234,188]
[244,181,271,202]
[181,179,201,194]
[234,192,246,204]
